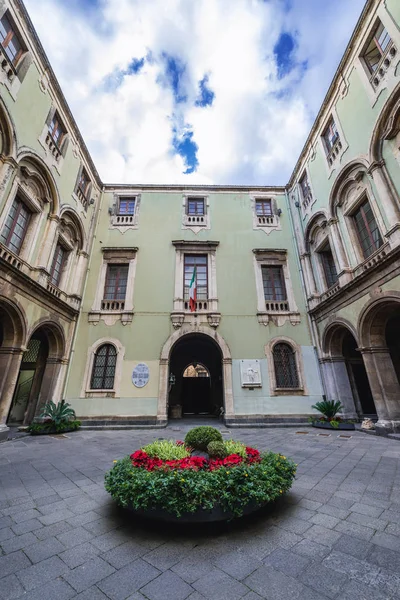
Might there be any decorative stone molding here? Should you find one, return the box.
[250,194,282,235]
[170,312,184,329]
[181,194,210,233]
[264,336,306,396]
[110,192,141,232]
[81,337,125,398]
[207,313,221,328]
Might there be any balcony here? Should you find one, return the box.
[0,46,16,82]
[370,42,397,89]
[256,214,276,226]
[326,136,343,167]
[183,214,207,226]
[101,299,125,311]
[45,132,62,162]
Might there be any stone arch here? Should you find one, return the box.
[369,81,400,163]
[0,95,17,158]
[0,295,27,348]
[304,211,329,252]
[16,150,60,215]
[328,158,371,219]
[322,319,359,358]
[28,319,66,360]
[358,292,400,348]
[59,206,86,251]
[158,325,233,423]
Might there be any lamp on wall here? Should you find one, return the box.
[277,208,282,216]
[169,373,176,386]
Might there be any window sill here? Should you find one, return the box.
[85,390,116,398]
[182,215,210,232]
[253,215,281,234]
[110,214,138,229]
[88,310,134,326]
[273,387,304,396]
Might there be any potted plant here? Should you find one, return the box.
[310,400,355,430]
[105,426,296,523]
[28,400,81,435]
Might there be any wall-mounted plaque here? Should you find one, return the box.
[240,359,262,387]
[132,363,149,388]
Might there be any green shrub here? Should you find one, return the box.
[224,440,247,458]
[207,441,227,458]
[184,426,223,451]
[28,420,81,435]
[311,400,343,419]
[142,440,190,460]
[329,420,340,429]
[105,452,296,518]
[40,399,76,424]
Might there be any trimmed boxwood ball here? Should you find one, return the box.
[184,426,223,451]
[207,441,227,458]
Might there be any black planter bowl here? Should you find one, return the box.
[312,421,355,430]
[125,499,267,523]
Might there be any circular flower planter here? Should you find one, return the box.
[312,421,355,430]
[105,436,296,523]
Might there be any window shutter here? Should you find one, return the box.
[45,105,56,127]
[74,164,83,195]
[60,135,69,158]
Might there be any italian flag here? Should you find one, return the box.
[189,266,197,312]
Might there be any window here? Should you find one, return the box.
[0,196,30,254]
[90,344,117,390]
[353,200,383,259]
[256,199,272,216]
[48,112,66,149]
[299,172,313,209]
[187,198,205,216]
[118,197,136,215]
[184,255,207,301]
[273,343,299,389]
[363,21,392,74]
[262,266,287,302]
[0,12,23,66]
[76,168,91,206]
[319,247,338,288]
[49,244,67,287]
[104,265,129,300]
[323,118,340,154]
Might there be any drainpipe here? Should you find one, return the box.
[61,187,103,400]
[284,187,326,399]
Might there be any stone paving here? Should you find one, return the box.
[1,423,400,599]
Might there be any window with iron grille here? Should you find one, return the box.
[48,112,66,150]
[90,344,117,390]
[0,196,31,255]
[187,198,205,216]
[0,12,24,66]
[103,265,129,300]
[261,266,287,301]
[320,247,338,288]
[76,168,91,202]
[184,255,207,300]
[299,172,313,208]
[118,197,136,215]
[255,199,272,216]
[363,20,392,74]
[49,244,67,287]
[353,200,383,259]
[323,118,340,154]
[273,343,299,388]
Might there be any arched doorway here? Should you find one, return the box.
[323,323,375,418]
[6,322,65,426]
[168,334,223,417]
[386,314,400,385]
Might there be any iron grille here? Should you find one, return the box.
[22,338,41,364]
[90,344,117,390]
[273,343,299,388]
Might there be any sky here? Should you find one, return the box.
[24,0,367,186]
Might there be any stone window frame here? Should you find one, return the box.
[0,178,45,265]
[308,219,339,294]
[89,247,138,326]
[250,194,281,235]
[45,225,78,294]
[72,164,93,212]
[38,105,70,175]
[265,336,306,396]
[0,7,32,100]
[356,8,400,104]
[181,193,210,233]
[81,337,125,398]
[319,109,348,177]
[253,249,300,326]
[298,166,317,217]
[110,191,141,232]
[170,240,220,329]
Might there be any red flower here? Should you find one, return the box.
[176,440,184,446]
[246,447,261,463]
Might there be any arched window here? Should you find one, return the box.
[273,343,299,389]
[90,344,117,390]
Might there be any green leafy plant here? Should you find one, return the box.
[105,451,296,518]
[142,440,190,460]
[184,426,223,451]
[329,420,340,429]
[28,420,81,435]
[223,440,247,458]
[40,399,76,425]
[311,400,343,420]
[207,441,227,458]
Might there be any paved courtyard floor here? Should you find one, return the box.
[1,423,400,600]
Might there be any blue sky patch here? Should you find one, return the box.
[127,57,145,75]
[195,75,215,107]
[274,32,296,78]
[162,53,187,103]
[172,126,199,174]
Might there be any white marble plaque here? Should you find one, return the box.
[240,359,262,387]
[132,363,149,388]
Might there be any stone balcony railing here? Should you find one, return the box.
[101,299,125,311]
[370,42,397,89]
[327,136,343,167]
[0,46,16,82]
[76,187,89,210]
[183,214,207,227]
[265,300,289,312]
[113,214,135,225]
[256,214,277,227]
[45,132,62,162]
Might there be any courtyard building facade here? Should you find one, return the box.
[0,0,400,438]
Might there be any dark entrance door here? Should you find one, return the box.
[342,331,376,416]
[168,334,223,417]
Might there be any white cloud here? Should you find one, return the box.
[24,0,365,185]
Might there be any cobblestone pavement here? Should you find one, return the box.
[1,423,400,600]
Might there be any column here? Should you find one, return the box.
[222,357,234,422]
[37,214,60,270]
[300,252,318,297]
[368,161,400,246]
[157,358,169,423]
[0,348,24,426]
[328,218,352,285]
[71,251,89,297]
